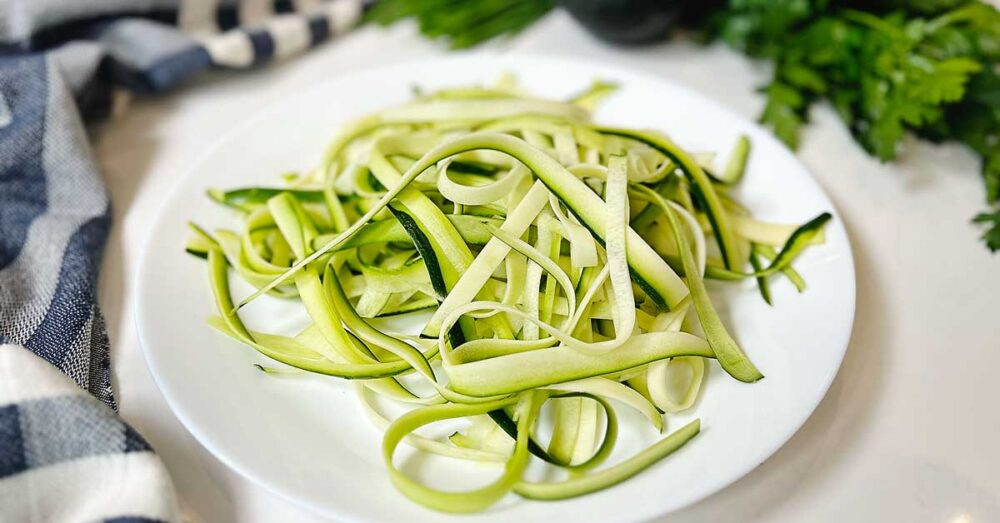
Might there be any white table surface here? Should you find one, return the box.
[93,11,1000,523]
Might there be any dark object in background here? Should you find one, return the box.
[556,0,682,45]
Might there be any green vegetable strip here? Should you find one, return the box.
[448,415,514,457]
[636,185,763,383]
[545,378,661,432]
[439,308,714,395]
[324,267,437,381]
[376,99,589,125]
[295,267,377,364]
[665,212,829,283]
[550,193,598,268]
[598,127,740,270]
[718,134,750,185]
[375,139,515,339]
[642,306,704,415]
[728,213,826,247]
[357,384,504,463]
[212,230,297,298]
[628,178,677,232]
[369,147,472,275]
[547,397,588,465]
[268,193,318,260]
[450,337,557,363]
[323,186,350,232]
[514,419,700,500]
[382,392,542,513]
[209,186,326,212]
[438,160,528,205]
[569,398,601,467]
[763,213,832,273]
[599,156,636,348]
[749,247,773,305]
[502,252,527,307]
[388,206,474,345]
[755,244,806,292]
[541,393,616,473]
[184,235,213,259]
[310,214,505,251]
[488,227,577,326]
[424,182,550,338]
[486,408,563,466]
[538,219,563,327]
[295,265,423,399]
[521,227,545,341]
[568,80,619,111]
[206,251,425,378]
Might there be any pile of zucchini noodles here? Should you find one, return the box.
[186,77,830,513]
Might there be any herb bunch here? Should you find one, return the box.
[713,0,1000,250]
[365,0,554,49]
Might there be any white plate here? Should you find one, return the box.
[136,55,855,522]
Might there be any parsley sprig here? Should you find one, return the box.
[713,0,1000,251]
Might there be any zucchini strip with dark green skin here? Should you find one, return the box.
[206,249,427,379]
[661,212,831,283]
[514,419,700,500]
[763,212,832,272]
[635,184,764,383]
[388,205,471,346]
[491,392,619,471]
[208,187,327,212]
[487,409,563,466]
[324,265,438,381]
[749,247,773,305]
[628,177,679,231]
[597,127,741,270]
[756,244,807,292]
[440,314,715,395]
[371,139,515,339]
[382,392,543,514]
[310,214,505,251]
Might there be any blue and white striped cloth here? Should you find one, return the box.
[1,1,364,520]
[1,345,177,522]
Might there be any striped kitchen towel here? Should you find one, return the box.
[1,344,177,522]
[2,0,366,118]
[0,1,365,521]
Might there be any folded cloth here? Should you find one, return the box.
[0,51,116,408]
[0,1,365,521]
[2,0,365,118]
[1,344,178,522]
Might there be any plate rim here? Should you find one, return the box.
[134,52,857,522]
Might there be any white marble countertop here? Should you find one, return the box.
[94,11,1000,523]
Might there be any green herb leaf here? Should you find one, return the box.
[973,210,1000,252]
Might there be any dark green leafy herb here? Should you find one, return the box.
[706,1,1000,251]
[365,0,554,49]
[973,211,1000,251]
